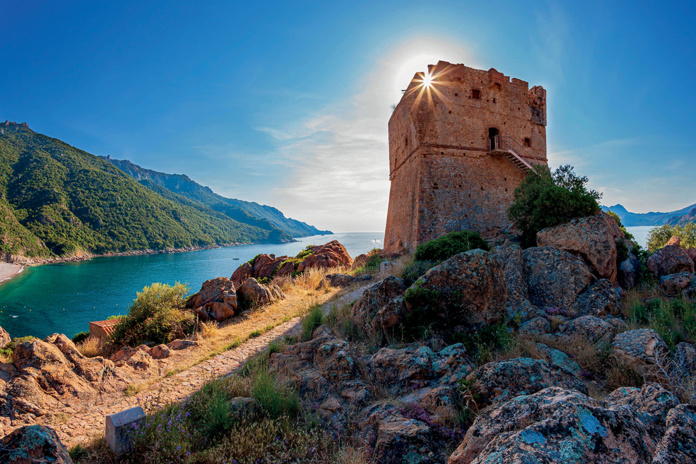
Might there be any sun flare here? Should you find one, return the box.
[422,72,434,87]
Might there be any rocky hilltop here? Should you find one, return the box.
[1,215,695,463]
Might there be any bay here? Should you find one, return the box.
[0,232,384,339]
[625,226,653,249]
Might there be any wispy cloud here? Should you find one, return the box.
[256,36,478,232]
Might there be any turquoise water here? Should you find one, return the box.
[0,232,384,339]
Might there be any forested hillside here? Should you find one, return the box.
[0,122,293,259]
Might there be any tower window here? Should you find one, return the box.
[472,89,481,100]
[524,138,531,147]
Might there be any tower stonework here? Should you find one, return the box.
[384,61,548,254]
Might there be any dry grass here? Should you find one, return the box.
[489,336,545,363]
[334,445,368,464]
[77,336,106,358]
[197,321,220,340]
[384,252,415,279]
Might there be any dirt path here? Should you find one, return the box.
[53,284,372,448]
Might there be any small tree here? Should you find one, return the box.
[647,223,696,252]
[508,165,602,247]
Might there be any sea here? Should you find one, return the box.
[0,232,384,339]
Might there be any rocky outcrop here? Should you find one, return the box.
[611,328,669,372]
[449,384,682,464]
[559,315,615,345]
[466,357,587,408]
[490,245,537,322]
[653,404,696,463]
[351,277,407,328]
[186,277,238,321]
[251,254,287,279]
[536,212,622,282]
[230,262,252,287]
[404,250,507,328]
[0,326,10,349]
[296,240,353,272]
[0,425,73,463]
[647,244,694,277]
[237,278,284,309]
[618,254,641,289]
[3,336,131,420]
[522,247,595,308]
[569,279,622,318]
[660,271,693,295]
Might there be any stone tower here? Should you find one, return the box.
[384,61,548,254]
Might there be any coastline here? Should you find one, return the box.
[0,263,23,282]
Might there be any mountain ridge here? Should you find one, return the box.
[602,203,696,226]
[103,157,331,238]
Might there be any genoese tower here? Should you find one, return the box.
[384,61,549,253]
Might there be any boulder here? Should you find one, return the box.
[351,276,406,328]
[296,240,353,272]
[361,403,441,464]
[237,278,284,309]
[653,404,696,463]
[559,315,615,345]
[167,339,198,350]
[149,344,170,359]
[522,247,595,309]
[0,326,10,349]
[230,262,252,288]
[536,211,622,282]
[274,260,296,277]
[449,385,681,464]
[686,248,696,265]
[368,345,437,392]
[569,279,622,318]
[647,245,694,278]
[518,317,550,336]
[251,254,286,279]
[373,297,407,335]
[660,271,693,296]
[618,254,641,289]
[186,277,237,321]
[404,250,507,328]
[466,357,587,408]
[352,253,369,270]
[672,342,696,377]
[666,236,681,246]
[611,328,669,372]
[534,343,582,376]
[0,425,73,463]
[490,245,537,322]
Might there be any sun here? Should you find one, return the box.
[422,72,434,87]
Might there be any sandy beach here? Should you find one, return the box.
[0,263,23,282]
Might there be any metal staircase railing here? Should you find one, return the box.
[490,135,535,173]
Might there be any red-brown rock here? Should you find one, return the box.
[666,236,681,247]
[536,212,623,282]
[231,262,252,288]
[186,277,237,321]
[647,245,695,278]
[0,326,10,349]
[252,254,287,279]
[296,240,352,272]
[237,278,284,308]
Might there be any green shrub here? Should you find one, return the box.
[414,231,489,262]
[508,164,602,247]
[301,305,324,340]
[71,331,89,344]
[454,322,514,365]
[647,223,696,252]
[252,369,300,419]
[625,297,696,348]
[400,259,436,286]
[111,282,193,347]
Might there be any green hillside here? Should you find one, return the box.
[0,122,293,259]
[105,157,331,237]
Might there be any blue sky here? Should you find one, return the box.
[2,0,695,232]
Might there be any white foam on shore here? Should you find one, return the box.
[0,264,23,283]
